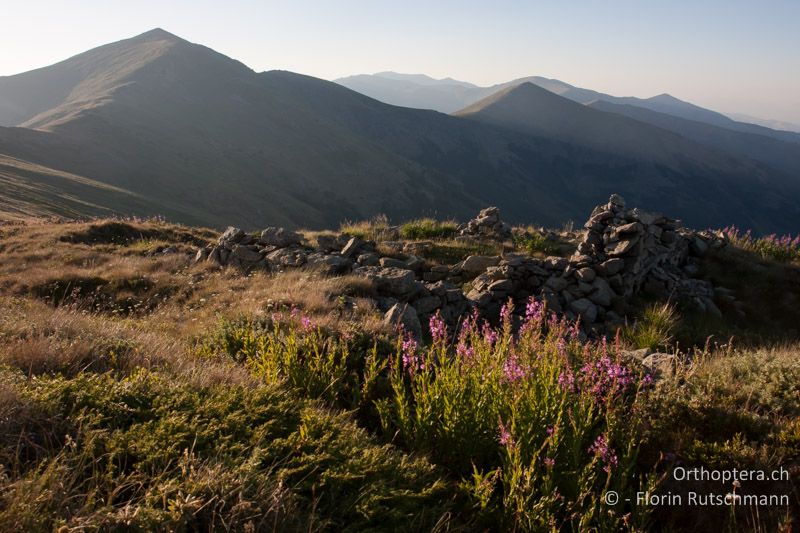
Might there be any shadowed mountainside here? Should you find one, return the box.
[1,29,799,233]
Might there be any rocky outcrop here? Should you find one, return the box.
[459,206,512,240]
[200,196,728,335]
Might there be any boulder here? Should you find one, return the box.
[459,255,501,274]
[354,266,420,298]
[384,303,422,339]
[260,227,302,248]
[642,353,676,379]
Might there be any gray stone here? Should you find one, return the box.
[569,298,598,323]
[219,226,245,246]
[341,237,365,258]
[466,289,493,307]
[354,266,419,297]
[575,267,596,282]
[459,255,501,274]
[489,279,514,292]
[384,303,422,339]
[642,353,676,379]
[413,295,442,315]
[599,258,625,276]
[588,278,615,307]
[545,276,568,292]
[260,227,302,248]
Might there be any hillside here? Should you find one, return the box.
[1,29,800,234]
[0,206,797,531]
[589,99,800,175]
[336,72,800,144]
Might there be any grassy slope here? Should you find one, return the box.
[0,217,797,531]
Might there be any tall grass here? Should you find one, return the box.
[722,226,800,262]
[622,303,679,351]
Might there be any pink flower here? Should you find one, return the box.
[498,420,515,448]
[429,311,448,344]
[543,457,556,468]
[589,433,618,473]
[401,334,421,375]
[300,315,313,331]
[502,352,526,383]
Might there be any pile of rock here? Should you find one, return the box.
[198,196,728,337]
[458,206,512,240]
[463,195,727,329]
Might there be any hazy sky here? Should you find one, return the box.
[2,0,799,123]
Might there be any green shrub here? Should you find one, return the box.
[375,304,655,531]
[513,231,561,255]
[399,218,458,240]
[622,303,679,351]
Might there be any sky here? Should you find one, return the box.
[2,0,799,124]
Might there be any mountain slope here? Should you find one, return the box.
[336,72,800,144]
[588,99,800,176]
[1,30,799,233]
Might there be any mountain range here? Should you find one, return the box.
[1,29,799,233]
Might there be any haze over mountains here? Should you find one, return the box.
[1,29,799,233]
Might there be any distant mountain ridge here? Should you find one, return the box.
[1,29,799,234]
[335,72,800,145]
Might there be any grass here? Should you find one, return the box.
[339,214,395,241]
[399,218,458,240]
[622,303,680,351]
[513,230,563,256]
[0,217,798,531]
[722,226,800,263]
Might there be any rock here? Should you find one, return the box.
[588,278,615,307]
[357,253,380,266]
[219,226,245,246]
[306,253,352,274]
[354,266,420,298]
[466,289,493,307]
[340,237,364,258]
[460,207,512,240]
[384,303,422,339]
[608,237,639,257]
[488,279,514,292]
[621,348,652,363]
[642,353,676,379]
[575,267,596,282]
[413,295,441,315]
[689,236,709,257]
[229,244,265,270]
[260,227,302,248]
[379,257,408,269]
[569,298,598,324]
[194,245,212,262]
[315,234,339,252]
[545,276,568,292]
[599,258,625,276]
[266,247,307,268]
[459,255,501,274]
[608,194,626,208]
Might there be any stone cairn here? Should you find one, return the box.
[466,194,725,328]
[197,195,727,337]
[458,206,512,240]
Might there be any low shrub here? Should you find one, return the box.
[722,226,800,262]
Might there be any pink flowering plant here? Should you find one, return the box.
[376,297,656,531]
[722,226,800,262]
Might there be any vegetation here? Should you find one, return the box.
[399,218,458,240]
[513,230,562,256]
[0,217,797,531]
[722,226,800,263]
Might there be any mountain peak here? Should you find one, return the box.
[132,28,184,43]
